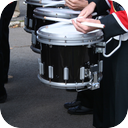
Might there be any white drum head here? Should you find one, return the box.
[37,23,104,46]
[36,8,80,14]
[41,23,82,35]
[34,8,80,19]
[26,0,64,5]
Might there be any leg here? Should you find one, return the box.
[1,2,17,82]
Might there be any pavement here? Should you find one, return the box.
[0,1,94,128]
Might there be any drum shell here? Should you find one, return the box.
[40,44,100,83]
[31,18,56,53]
[24,4,42,33]
[24,0,65,33]
[37,24,104,88]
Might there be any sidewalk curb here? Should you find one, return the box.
[9,20,24,28]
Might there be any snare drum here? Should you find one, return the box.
[37,24,104,90]
[31,7,80,53]
[24,0,64,33]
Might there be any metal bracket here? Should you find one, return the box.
[103,35,122,57]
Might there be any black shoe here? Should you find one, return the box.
[0,87,7,103]
[68,105,93,115]
[64,100,81,109]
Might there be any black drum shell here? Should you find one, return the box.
[40,44,100,83]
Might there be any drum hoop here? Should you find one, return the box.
[25,1,43,6]
[33,8,78,19]
[38,74,91,89]
[37,26,104,46]
[37,35,104,46]
[25,0,65,6]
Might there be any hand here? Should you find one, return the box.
[72,18,101,33]
[79,2,96,18]
[65,0,88,11]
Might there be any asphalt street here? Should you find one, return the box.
[0,1,94,128]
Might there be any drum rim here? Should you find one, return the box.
[33,8,79,19]
[25,0,43,6]
[38,74,91,89]
[25,0,65,6]
[37,25,104,46]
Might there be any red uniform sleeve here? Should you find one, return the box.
[112,6,128,32]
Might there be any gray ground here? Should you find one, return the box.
[0,1,94,128]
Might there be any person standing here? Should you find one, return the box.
[72,0,128,127]
[64,0,108,115]
[0,1,17,103]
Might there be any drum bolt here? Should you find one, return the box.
[49,45,52,48]
[94,83,99,88]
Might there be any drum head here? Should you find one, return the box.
[34,8,80,19]
[37,23,104,46]
[25,0,63,5]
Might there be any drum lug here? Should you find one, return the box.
[29,19,33,28]
[32,32,36,45]
[48,66,54,80]
[39,62,44,75]
[80,67,85,81]
[64,67,69,81]
[99,60,103,73]
[24,16,28,26]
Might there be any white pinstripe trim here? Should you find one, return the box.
[112,13,128,32]
[105,0,111,8]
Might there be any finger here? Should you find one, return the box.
[72,20,87,33]
[76,17,86,23]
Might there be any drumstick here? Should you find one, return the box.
[81,22,105,28]
[44,16,72,23]
[44,16,105,29]
[42,1,65,7]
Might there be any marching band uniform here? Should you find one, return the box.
[87,0,128,127]
[0,2,17,103]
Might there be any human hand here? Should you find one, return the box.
[65,0,88,11]
[72,18,101,33]
[79,2,96,18]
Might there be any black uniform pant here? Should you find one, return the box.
[0,2,17,95]
[93,39,128,127]
[76,90,94,109]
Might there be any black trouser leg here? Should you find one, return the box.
[76,90,94,108]
[1,2,17,80]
